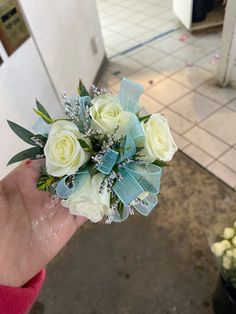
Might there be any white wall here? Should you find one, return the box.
[0,39,63,178]
[19,0,106,96]
[0,0,105,179]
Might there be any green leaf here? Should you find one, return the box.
[153,160,170,167]
[7,120,36,146]
[117,202,124,219]
[37,175,55,191]
[78,139,91,152]
[7,146,44,165]
[33,108,53,124]
[77,79,89,97]
[36,99,51,120]
[138,114,151,122]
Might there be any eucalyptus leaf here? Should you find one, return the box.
[77,79,89,97]
[138,114,151,122]
[117,202,124,219]
[7,120,36,146]
[33,108,53,124]
[153,160,170,167]
[78,139,91,151]
[36,99,51,120]
[7,146,44,165]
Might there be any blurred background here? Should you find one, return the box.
[0,0,236,313]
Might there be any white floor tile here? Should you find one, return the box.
[108,57,143,77]
[139,94,164,113]
[227,99,236,112]
[129,67,165,90]
[192,34,221,52]
[197,79,236,105]
[171,131,189,150]
[137,31,159,44]
[170,92,220,124]
[208,161,236,188]
[132,2,154,12]
[160,108,193,134]
[101,69,121,87]
[105,34,130,49]
[200,108,236,145]
[183,144,214,167]
[195,52,220,73]
[142,6,168,17]
[107,21,134,32]
[152,37,186,54]
[114,40,140,54]
[173,44,209,62]
[130,47,165,66]
[123,26,150,39]
[171,66,212,89]
[184,126,229,158]
[126,13,150,24]
[219,148,236,173]
[139,18,167,30]
[150,56,186,77]
[146,78,190,105]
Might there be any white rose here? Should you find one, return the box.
[226,250,233,258]
[140,114,178,162]
[44,120,91,177]
[90,94,132,137]
[232,237,236,247]
[223,227,235,239]
[223,256,232,270]
[231,248,236,259]
[61,173,110,223]
[211,240,231,257]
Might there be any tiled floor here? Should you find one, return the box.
[96,0,236,190]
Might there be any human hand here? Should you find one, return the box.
[0,160,86,287]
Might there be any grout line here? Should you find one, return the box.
[109,28,180,59]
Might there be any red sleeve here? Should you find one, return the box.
[0,269,46,314]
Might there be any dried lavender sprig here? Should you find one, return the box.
[91,84,107,96]
[31,137,45,148]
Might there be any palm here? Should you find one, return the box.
[0,160,86,287]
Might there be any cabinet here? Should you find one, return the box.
[173,0,225,31]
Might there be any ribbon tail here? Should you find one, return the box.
[118,78,144,113]
[134,193,158,216]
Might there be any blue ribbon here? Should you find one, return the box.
[128,114,145,147]
[33,118,51,135]
[118,78,144,113]
[56,170,89,199]
[96,148,119,175]
[112,207,130,223]
[65,96,91,131]
[133,193,158,216]
[118,133,136,163]
[112,163,162,207]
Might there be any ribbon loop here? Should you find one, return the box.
[134,193,158,216]
[112,206,130,223]
[56,170,89,198]
[96,148,119,175]
[125,163,162,194]
[118,133,136,163]
[118,78,144,113]
[112,167,144,207]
